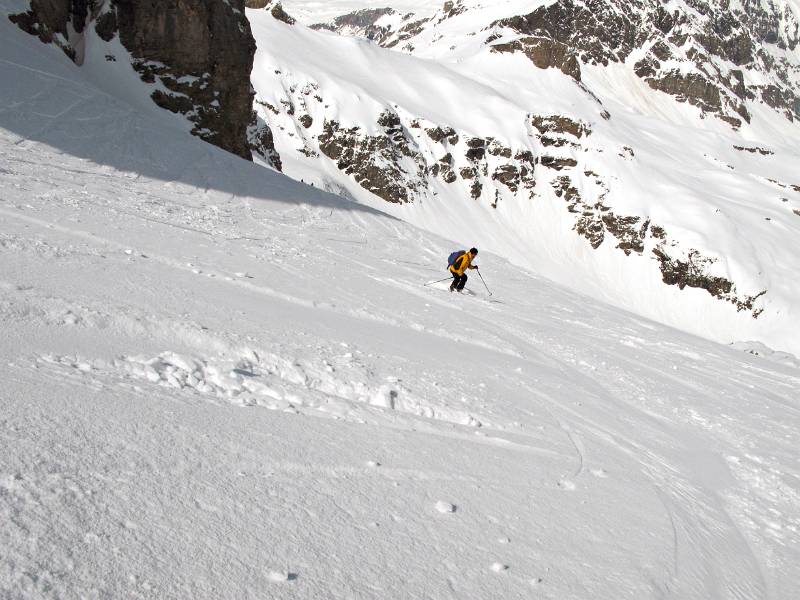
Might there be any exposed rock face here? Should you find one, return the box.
[552,167,766,314]
[491,38,581,81]
[264,1,295,25]
[489,0,798,127]
[9,0,281,165]
[312,8,396,43]
[734,145,774,155]
[318,112,425,204]
[249,116,283,170]
[531,115,590,139]
[652,248,766,314]
[312,7,429,51]
[531,115,586,172]
[322,0,800,128]
[493,0,643,69]
[9,0,90,60]
[266,77,540,207]
[111,0,258,160]
[311,109,538,206]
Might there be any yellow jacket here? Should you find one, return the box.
[450,252,475,276]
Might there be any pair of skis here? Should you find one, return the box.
[423,270,493,297]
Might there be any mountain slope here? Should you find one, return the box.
[253,1,800,356]
[1,9,799,600]
[281,0,437,25]
[6,0,282,164]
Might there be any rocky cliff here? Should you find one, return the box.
[9,0,281,165]
[317,0,800,129]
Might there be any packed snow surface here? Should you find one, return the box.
[1,10,799,600]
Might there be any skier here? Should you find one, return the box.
[449,247,479,292]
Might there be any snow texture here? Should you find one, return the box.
[1,7,799,600]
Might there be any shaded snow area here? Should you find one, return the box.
[1,13,799,600]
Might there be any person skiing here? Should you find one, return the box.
[449,247,479,292]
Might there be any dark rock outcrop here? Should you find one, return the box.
[111,0,257,160]
[249,117,283,171]
[426,126,459,145]
[734,145,774,155]
[504,0,796,124]
[531,114,585,171]
[652,248,766,314]
[267,2,295,26]
[312,7,395,43]
[9,0,91,60]
[318,112,426,204]
[10,0,281,165]
[430,153,458,184]
[540,117,767,314]
[531,115,590,139]
[493,0,643,67]
[540,156,578,170]
[313,5,431,50]
[286,99,537,206]
[641,69,723,113]
[491,38,581,80]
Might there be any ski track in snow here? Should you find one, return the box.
[2,134,799,599]
[1,16,799,599]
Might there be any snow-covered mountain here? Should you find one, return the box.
[6,0,799,352]
[2,3,799,599]
[255,0,800,356]
[280,0,437,25]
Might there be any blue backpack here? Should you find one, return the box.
[447,250,465,270]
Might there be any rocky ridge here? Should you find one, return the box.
[311,7,398,43]
[317,0,800,129]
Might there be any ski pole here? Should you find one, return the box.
[423,276,452,287]
[476,269,493,296]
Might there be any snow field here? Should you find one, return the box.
[0,11,798,600]
[3,120,799,597]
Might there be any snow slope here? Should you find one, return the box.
[249,3,800,357]
[2,10,800,600]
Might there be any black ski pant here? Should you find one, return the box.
[451,272,467,290]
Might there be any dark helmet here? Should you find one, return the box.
[470,247,478,255]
